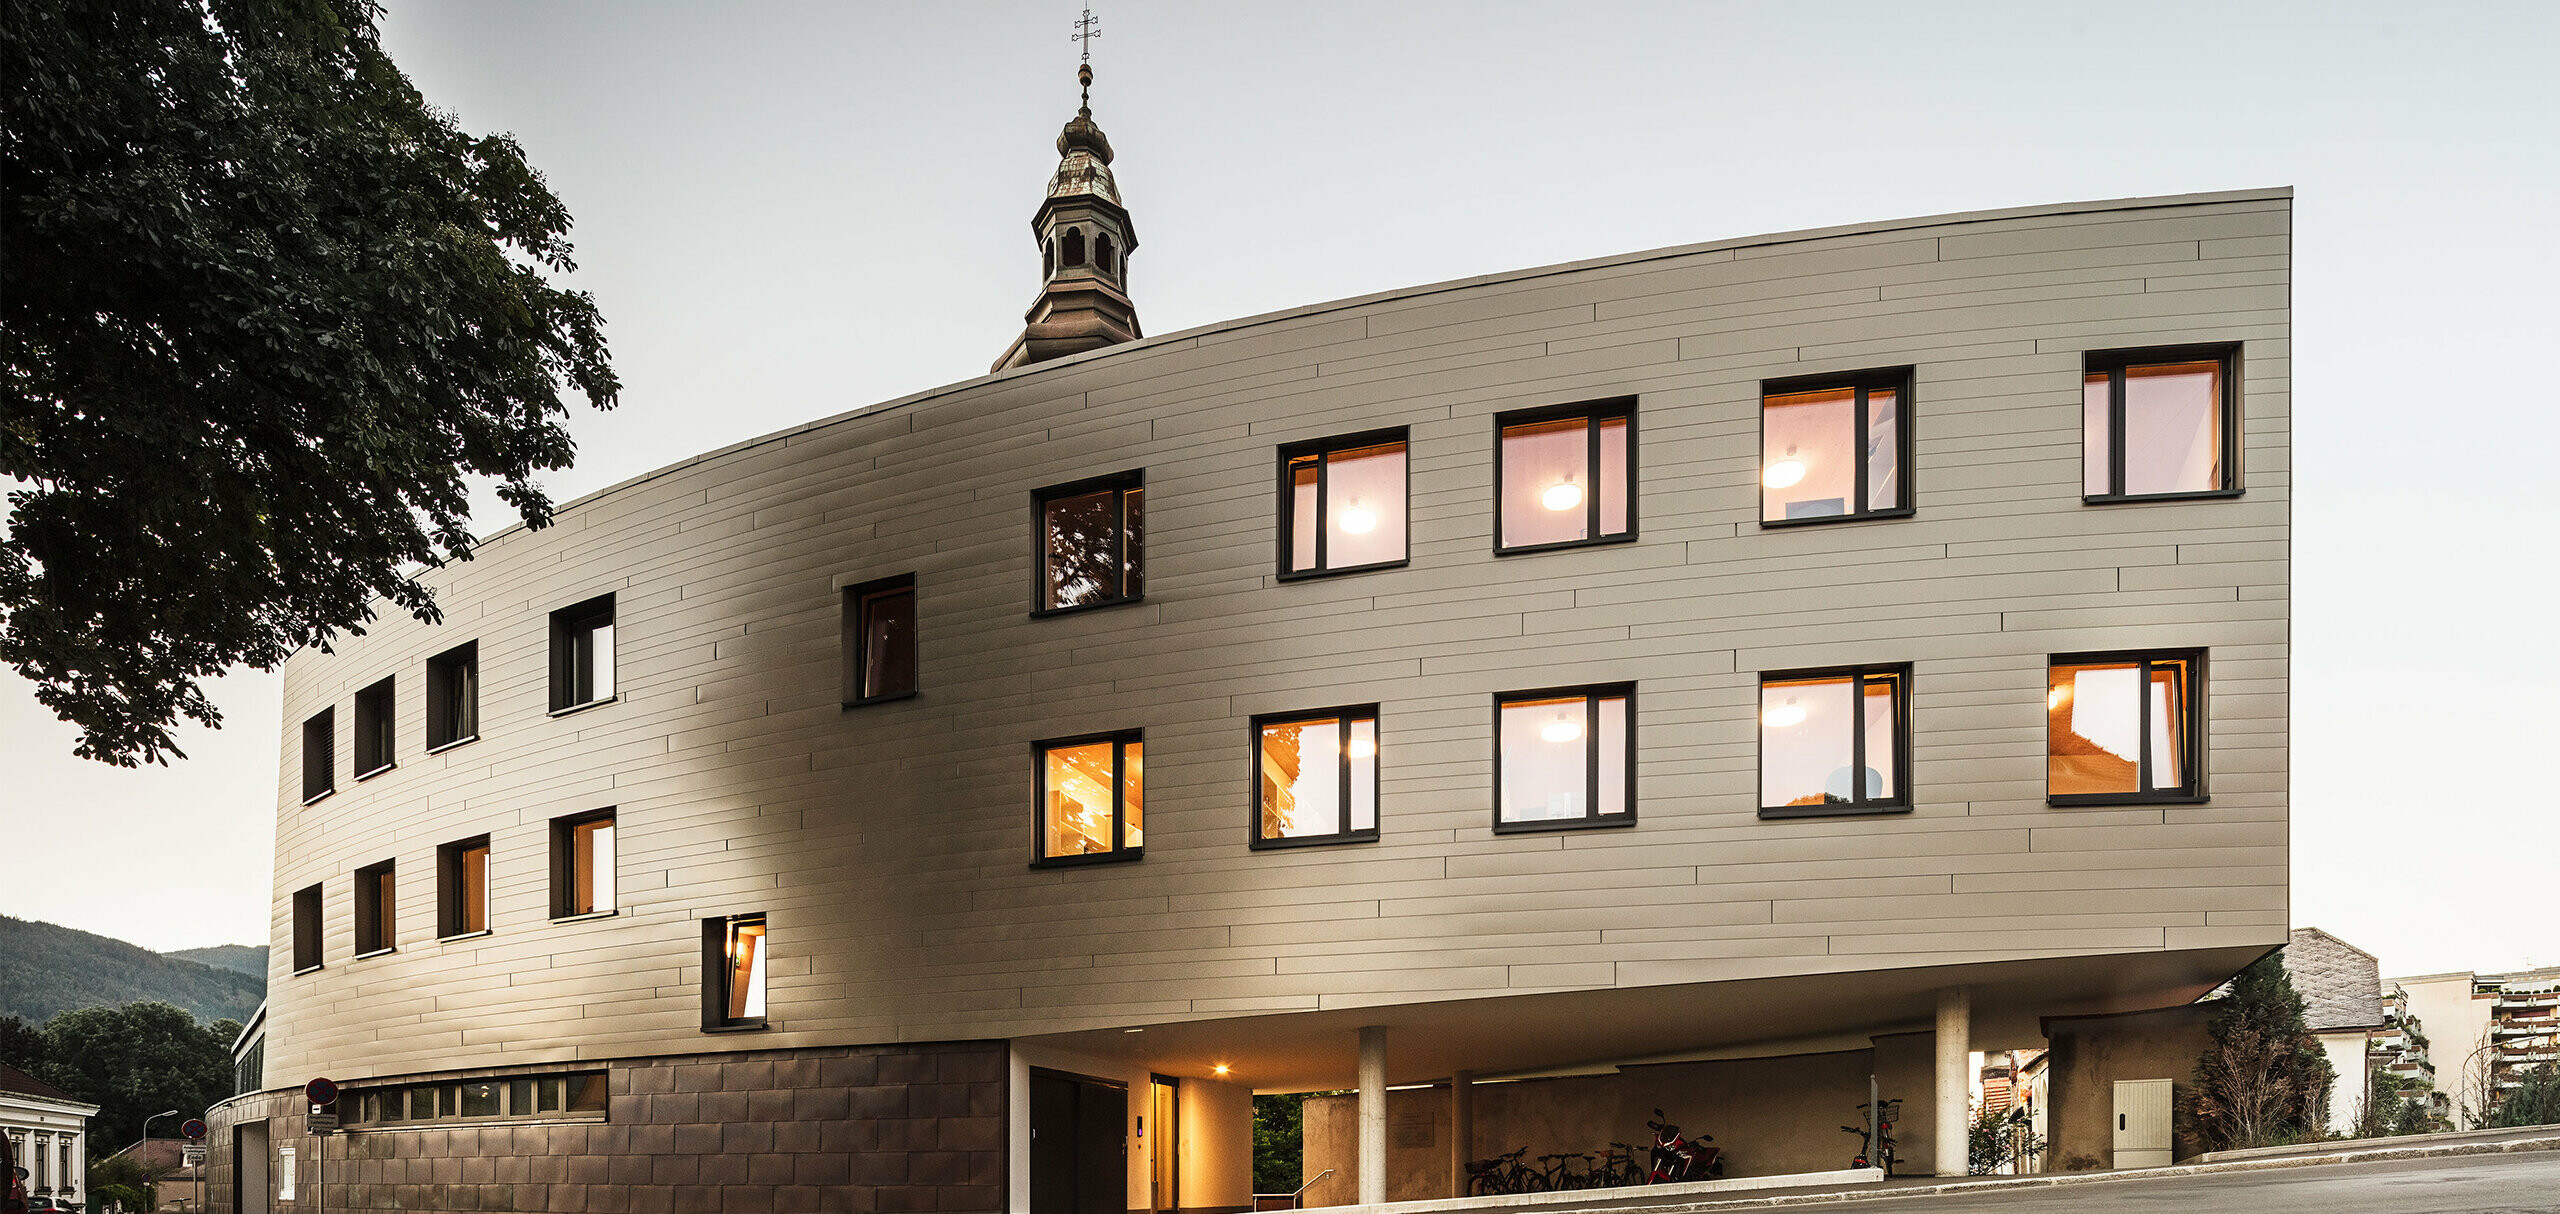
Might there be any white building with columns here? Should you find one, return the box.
[3,1063,98,1208]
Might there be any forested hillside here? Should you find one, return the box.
[166,943,269,977]
[0,916,263,1023]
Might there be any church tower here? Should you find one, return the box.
[994,61,1142,371]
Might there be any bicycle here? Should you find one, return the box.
[1593,1142,1647,1188]
[1463,1146,1533,1196]
[1524,1151,1594,1191]
[1841,1098,1902,1177]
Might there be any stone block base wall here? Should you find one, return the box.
[205,1041,1006,1214]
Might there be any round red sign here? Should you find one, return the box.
[305,1077,339,1107]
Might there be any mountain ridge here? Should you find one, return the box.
[0,915,264,1025]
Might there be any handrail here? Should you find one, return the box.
[1251,1168,1336,1210]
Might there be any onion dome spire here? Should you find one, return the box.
[995,42,1142,370]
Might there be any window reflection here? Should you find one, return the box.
[1496,687,1632,827]
[1284,437,1407,574]
[1760,669,1905,814]
[1040,735,1143,861]
[1763,374,1907,522]
[2048,654,2199,799]
[856,580,918,699]
[1498,406,1633,550]
[1257,710,1380,844]
[2085,352,2231,498]
[1041,479,1143,610]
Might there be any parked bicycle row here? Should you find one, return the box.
[1463,1097,1908,1195]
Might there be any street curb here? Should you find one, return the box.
[2187,1122,2560,1164]
[1618,1133,2560,1211]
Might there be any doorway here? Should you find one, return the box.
[1149,1076,1180,1214]
[232,1120,269,1214]
[1031,1069,1126,1214]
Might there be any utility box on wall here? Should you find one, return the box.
[2110,1079,2174,1169]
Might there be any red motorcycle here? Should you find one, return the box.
[1643,1108,1723,1182]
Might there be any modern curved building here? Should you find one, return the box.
[207,74,2293,1214]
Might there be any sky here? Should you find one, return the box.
[3,1,2552,978]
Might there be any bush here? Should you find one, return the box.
[2182,953,2335,1153]
[2485,1062,2560,1128]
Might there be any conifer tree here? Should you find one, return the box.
[2185,953,2336,1151]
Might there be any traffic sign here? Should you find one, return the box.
[181,1118,208,1140]
[305,1077,338,1107]
[182,1145,207,1168]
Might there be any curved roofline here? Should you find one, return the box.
[462,187,2290,554]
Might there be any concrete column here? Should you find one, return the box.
[1448,1070,1473,1199]
[1357,1026,1387,1205]
[1935,987,1971,1177]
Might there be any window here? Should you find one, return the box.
[548,593,616,712]
[437,835,490,938]
[2083,345,2239,500]
[1494,684,1634,831]
[702,913,768,1030]
[352,677,396,779]
[1034,472,1143,613]
[300,708,335,804]
[345,1072,607,1127]
[353,860,396,956]
[2048,650,2205,804]
[1034,732,1143,864]
[1759,666,1911,818]
[550,809,616,918]
[291,883,323,973]
[1496,400,1634,552]
[843,574,918,704]
[425,641,479,751]
[1279,430,1408,577]
[1253,707,1380,848]
[1762,368,1912,524]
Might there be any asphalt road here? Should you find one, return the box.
[1826,1152,2560,1213]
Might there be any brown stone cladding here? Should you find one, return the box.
[204,1041,1006,1214]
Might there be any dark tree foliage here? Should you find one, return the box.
[2183,953,2335,1152]
[2485,1062,2560,1128]
[1,0,617,765]
[16,1002,239,1150]
[1251,1092,1306,1195]
[0,1012,46,1071]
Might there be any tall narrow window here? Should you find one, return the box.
[1762,368,1912,523]
[1278,430,1409,577]
[2048,651,2206,803]
[425,641,479,751]
[1759,666,1911,818]
[1034,732,1143,865]
[352,677,396,779]
[1497,400,1634,552]
[1254,707,1380,848]
[551,809,617,918]
[843,574,918,704]
[353,859,396,955]
[2084,345,2239,500]
[548,593,616,712]
[292,883,324,973]
[437,835,490,938]
[1034,473,1143,613]
[702,913,768,1030]
[300,708,336,804]
[1495,684,1635,831]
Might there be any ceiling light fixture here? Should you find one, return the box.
[1762,700,1806,728]
[1339,500,1378,534]
[1763,458,1807,489]
[1541,715,1583,744]
[1347,737,1376,759]
[1212,1063,1231,1076]
[1542,478,1583,512]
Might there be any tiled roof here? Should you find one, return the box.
[2288,926,2386,1031]
[0,1062,78,1104]
[104,1138,197,1175]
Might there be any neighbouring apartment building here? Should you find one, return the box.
[205,66,2293,1214]
[2396,965,2560,1126]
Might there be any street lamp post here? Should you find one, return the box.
[139,1110,180,1208]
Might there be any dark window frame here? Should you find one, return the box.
[1031,728,1145,868]
[1249,704,1383,851]
[2082,343,2243,503]
[291,883,324,974]
[547,593,617,714]
[841,573,920,707]
[549,808,617,920]
[1030,470,1146,617]
[1274,427,1413,580]
[436,834,491,940]
[352,676,397,780]
[700,913,771,1032]
[1758,366,1917,528]
[1492,682,1639,835]
[424,641,480,753]
[343,1072,609,1129]
[1755,662,1915,821]
[301,707,336,805]
[1492,397,1639,555]
[2047,647,2210,806]
[353,858,397,957]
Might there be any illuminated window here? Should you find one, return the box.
[437,835,489,938]
[352,676,396,778]
[1280,430,1408,577]
[291,883,323,973]
[548,593,616,712]
[300,707,335,804]
[1759,666,1910,818]
[1035,472,1144,613]
[1495,684,1634,831]
[353,859,396,956]
[702,913,768,1030]
[2084,346,2238,499]
[1035,732,1144,864]
[346,1072,607,1126]
[550,809,616,918]
[425,641,479,751]
[1762,368,1911,524]
[2048,651,2205,803]
[843,574,918,704]
[1253,707,1380,848]
[1497,400,1633,552]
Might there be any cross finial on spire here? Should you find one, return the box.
[1072,7,1101,107]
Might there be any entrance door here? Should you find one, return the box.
[233,1121,269,1214]
[1149,1077,1180,1214]
[1031,1071,1127,1214]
